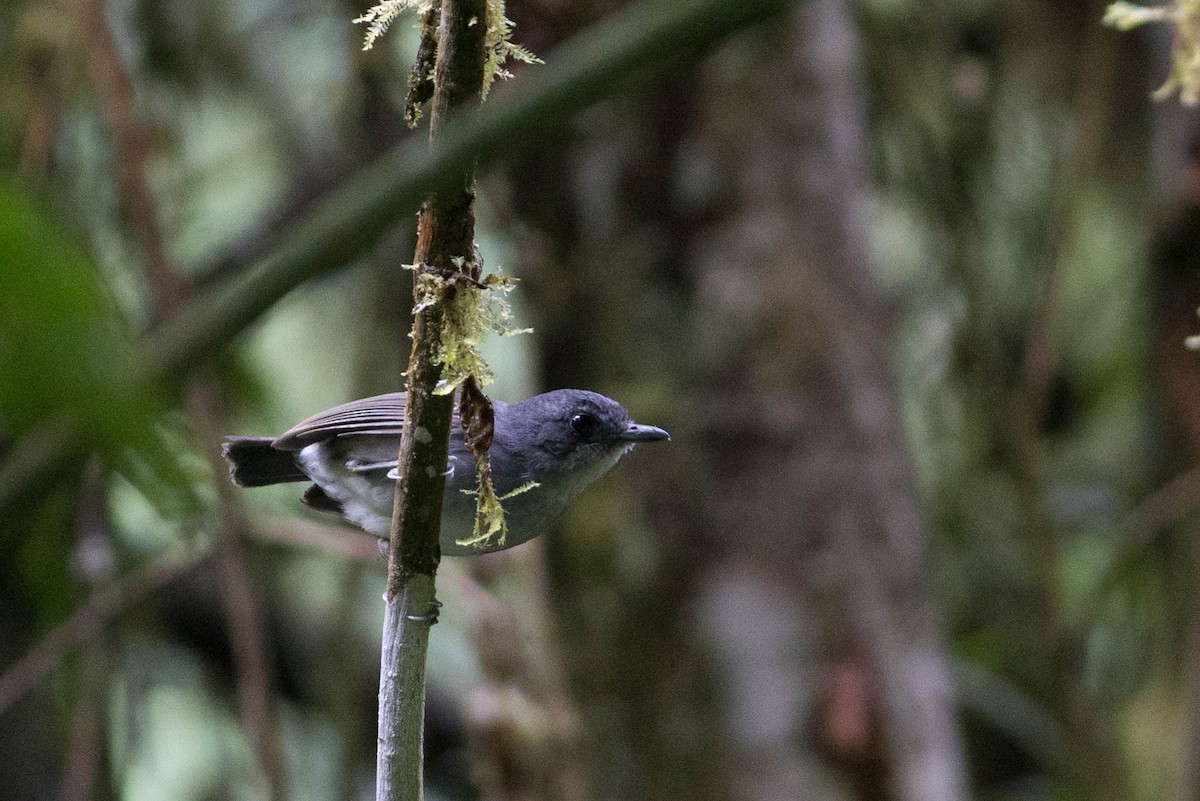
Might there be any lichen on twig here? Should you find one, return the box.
[480,3,542,99]
[355,0,432,51]
[356,0,540,100]
[405,259,531,545]
[407,259,530,394]
[1104,1,1200,105]
[458,480,540,547]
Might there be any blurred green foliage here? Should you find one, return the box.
[3,0,1200,799]
[0,180,139,437]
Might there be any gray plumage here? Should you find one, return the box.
[222,389,669,556]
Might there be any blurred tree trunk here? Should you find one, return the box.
[503,1,968,800]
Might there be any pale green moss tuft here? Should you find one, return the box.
[408,260,531,395]
[355,0,433,51]
[1104,1,1200,105]
[354,0,540,94]
[1104,1,1175,29]
[456,480,540,548]
[481,0,543,99]
[406,260,533,547]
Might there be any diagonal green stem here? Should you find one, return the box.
[0,0,790,518]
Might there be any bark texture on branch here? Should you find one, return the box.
[376,2,486,800]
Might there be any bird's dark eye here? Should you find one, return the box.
[570,412,599,437]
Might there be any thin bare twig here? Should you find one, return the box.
[215,528,288,801]
[59,639,111,801]
[1002,7,1128,796]
[1008,0,1120,659]
[1086,465,1200,604]
[1017,0,1117,423]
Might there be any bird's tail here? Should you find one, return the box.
[222,437,308,487]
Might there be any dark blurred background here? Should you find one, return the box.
[1,0,1198,799]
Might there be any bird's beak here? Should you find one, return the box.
[619,422,671,442]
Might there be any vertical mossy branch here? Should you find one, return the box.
[387,0,485,592]
[375,1,486,800]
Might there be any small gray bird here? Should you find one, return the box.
[222,389,669,555]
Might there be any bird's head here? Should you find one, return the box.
[506,389,669,481]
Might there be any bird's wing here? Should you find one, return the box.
[272,392,407,450]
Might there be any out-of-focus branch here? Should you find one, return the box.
[60,639,110,801]
[1017,0,1117,422]
[376,1,485,798]
[18,49,66,180]
[0,552,207,716]
[215,530,287,801]
[1009,0,1118,651]
[1083,465,1200,609]
[0,0,790,519]
[250,517,384,562]
[1003,9,1129,796]
[60,463,116,801]
[83,4,288,793]
[190,378,288,801]
[952,658,1070,776]
[81,0,186,318]
[789,4,967,798]
[136,0,790,382]
[1117,464,1200,556]
[449,564,538,799]
[453,550,589,801]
